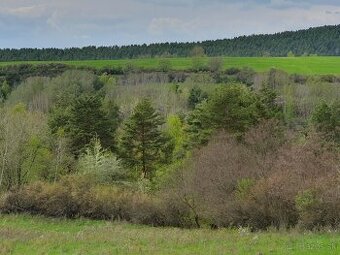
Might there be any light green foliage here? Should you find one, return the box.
[279,79,340,126]
[295,189,320,228]
[158,59,172,72]
[295,190,317,212]
[47,70,102,107]
[166,115,185,157]
[0,105,49,190]
[112,83,191,118]
[287,51,295,57]
[190,46,207,71]
[6,71,100,112]
[5,77,49,112]
[101,74,118,107]
[21,135,53,181]
[235,178,255,200]
[50,130,74,182]
[99,73,117,87]
[191,57,206,72]
[78,138,125,184]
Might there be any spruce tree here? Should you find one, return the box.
[120,99,166,179]
[67,94,117,155]
[49,94,119,156]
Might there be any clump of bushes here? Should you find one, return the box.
[1,119,339,231]
[0,175,196,228]
[163,121,340,230]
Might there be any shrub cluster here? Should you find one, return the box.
[1,121,338,231]
[164,121,340,230]
[0,175,196,228]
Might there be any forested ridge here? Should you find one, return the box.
[0,25,339,61]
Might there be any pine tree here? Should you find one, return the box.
[67,94,117,155]
[120,99,166,179]
[49,94,119,156]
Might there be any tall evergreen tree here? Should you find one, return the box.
[120,99,166,179]
[68,94,118,155]
[49,94,119,156]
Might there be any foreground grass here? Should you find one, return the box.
[1,56,340,75]
[0,214,339,254]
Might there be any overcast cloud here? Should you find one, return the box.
[0,0,339,48]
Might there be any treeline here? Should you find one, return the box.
[0,25,340,61]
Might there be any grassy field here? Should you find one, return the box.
[1,56,340,75]
[0,214,339,255]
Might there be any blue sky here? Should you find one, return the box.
[0,0,339,48]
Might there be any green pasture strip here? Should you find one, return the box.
[0,214,339,255]
[0,56,339,75]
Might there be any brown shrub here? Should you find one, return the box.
[163,122,340,230]
[0,175,188,227]
[231,133,339,230]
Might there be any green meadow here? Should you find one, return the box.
[1,56,340,75]
[0,214,339,255]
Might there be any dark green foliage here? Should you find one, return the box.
[188,86,208,109]
[256,87,284,120]
[49,94,119,156]
[0,64,70,88]
[185,85,283,147]
[225,67,241,75]
[0,80,10,101]
[48,107,72,135]
[68,95,117,154]
[185,101,213,147]
[290,73,308,84]
[0,25,339,60]
[311,101,340,143]
[120,99,170,179]
[206,85,259,132]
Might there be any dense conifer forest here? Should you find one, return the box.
[0,25,339,61]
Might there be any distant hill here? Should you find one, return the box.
[0,25,339,61]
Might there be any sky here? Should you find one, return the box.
[0,0,339,48]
